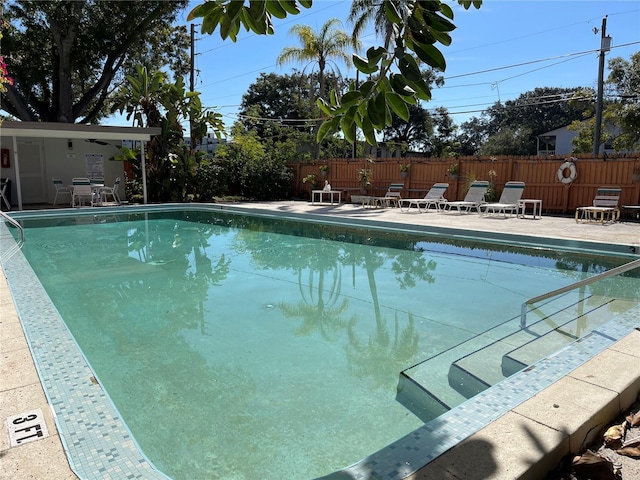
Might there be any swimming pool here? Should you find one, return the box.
[3,205,640,479]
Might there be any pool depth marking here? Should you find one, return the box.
[6,408,50,447]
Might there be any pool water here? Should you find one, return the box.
[14,210,637,479]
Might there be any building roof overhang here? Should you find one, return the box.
[0,121,160,141]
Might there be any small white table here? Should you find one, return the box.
[623,205,640,221]
[518,199,542,219]
[312,190,342,205]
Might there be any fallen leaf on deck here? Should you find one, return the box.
[571,450,621,480]
[617,435,640,457]
[603,423,627,449]
[616,446,640,457]
[625,410,640,427]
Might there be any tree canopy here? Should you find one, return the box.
[1,0,189,123]
[188,0,483,145]
[605,51,640,151]
[462,87,590,155]
[239,71,355,161]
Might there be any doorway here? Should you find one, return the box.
[18,141,46,204]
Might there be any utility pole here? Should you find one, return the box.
[593,16,611,157]
[190,23,196,152]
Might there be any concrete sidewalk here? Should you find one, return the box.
[245,199,640,247]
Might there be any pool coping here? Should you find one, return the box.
[2,204,640,479]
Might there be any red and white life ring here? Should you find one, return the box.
[557,159,577,184]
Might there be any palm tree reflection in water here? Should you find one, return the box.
[274,234,437,390]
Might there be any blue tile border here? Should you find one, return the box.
[2,213,639,480]
[2,223,169,480]
[325,307,639,479]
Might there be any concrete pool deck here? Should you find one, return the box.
[1,200,639,479]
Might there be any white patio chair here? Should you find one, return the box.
[71,177,96,207]
[98,177,121,205]
[575,186,622,223]
[441,180,490,214]
[52,178,72,206]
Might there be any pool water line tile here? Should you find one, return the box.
[2,245,169,480]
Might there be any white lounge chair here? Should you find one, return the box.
[480,181,526,217]
[399,183,449,212]
[441,180,489,214]
[575,186,621,223]
[369,183,404,208]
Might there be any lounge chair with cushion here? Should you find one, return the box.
[480,181,526,217]
[399,183,449,212]
[575,186,622,223]
[441,180,489,214]
[369,183,404,208]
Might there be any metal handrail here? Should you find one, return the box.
[0,210,24,244]
[521,257,640,328]
[0,211,24,263]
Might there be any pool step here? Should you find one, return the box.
[449,296,629,399]
[397,334,497,422]
[396,292,633,420]
[502,297,638,377]
[397,292,583,413]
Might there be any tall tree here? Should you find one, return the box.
[381,68,443,153]
[348,0,412,49]
[1,0,189,123]
[605,51,640,151]
[481,87,590,154]
[456,117,490,155]
[429,107,458,157]
[188,0,483,145]
[479,126,533,156]
[382,102,433,152]
[276,18,358,158]
[276,18,356,101]
[112,65,223,202]
[240,71,316,138]
[239,70,350,159]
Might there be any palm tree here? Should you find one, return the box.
[277,18,359,158]
[348,0,412,49]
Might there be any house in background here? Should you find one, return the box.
[537,122,623,157]
[184,134,226,157]
[537,125,575,157]
[0,122,159,209]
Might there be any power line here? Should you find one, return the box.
[221,92,609,127]
[443,42,638,81]
[198,40,640,106]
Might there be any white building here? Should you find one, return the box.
[0,122,159,209]
[537,122,621,157]
[184,134,226,157]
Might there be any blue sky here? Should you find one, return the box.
[173,1,640,132]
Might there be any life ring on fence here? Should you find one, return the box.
[557,158,577,184]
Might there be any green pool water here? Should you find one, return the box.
[14,209,635,479]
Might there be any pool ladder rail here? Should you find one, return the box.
[521,257,640,328]
[0,210,24,263]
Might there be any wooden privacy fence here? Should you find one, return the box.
[288,154,640,214]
